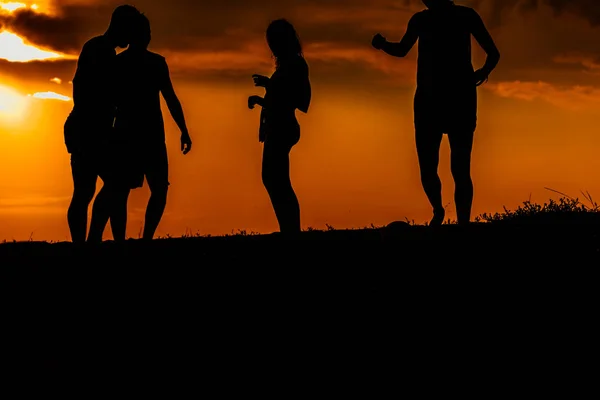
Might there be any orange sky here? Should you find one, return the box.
[2,0,600,241]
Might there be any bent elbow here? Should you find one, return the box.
[390,49,408,58]
[492,48,500,62]
[398,47,411,57]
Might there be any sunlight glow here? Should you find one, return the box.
[50,77,62,84]
[30,91,71,101]
[0,2,27,12]
[0,1,48,15]
[0,31,71,62]
[0,84,27,121]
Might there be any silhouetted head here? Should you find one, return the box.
[266,19,303,68]
[106,4,141,48]
[129,13,151,50]
[422,0,454,9]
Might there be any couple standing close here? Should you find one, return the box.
[65,5,192,244]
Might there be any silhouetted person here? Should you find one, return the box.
[372,0,499,226]
[64,4,141,243]
[102,12,192,241]
[248,19,311,234]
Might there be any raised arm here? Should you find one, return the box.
[470,9,500,76]
[373,13,420,58]
[160,59,192,154]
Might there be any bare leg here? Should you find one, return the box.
[87,184,113,243]
[416,129,445,226]
[448,130,474,226]
[142,147,170,241]
[67,187,96,244]
[110,188,131,242]
[67,154,97,244]
[142,186,167,240]
[262,140,300,233]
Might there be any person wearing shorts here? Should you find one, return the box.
[111,12,192,240]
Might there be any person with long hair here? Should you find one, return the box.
[248,19,311,234]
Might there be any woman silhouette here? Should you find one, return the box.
[248,19,311,234]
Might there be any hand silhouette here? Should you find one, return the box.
[372,33,386,50]
[252,74,270,87]
[181,132,192,155]
[474,69,489,86]
[248,95,262,109]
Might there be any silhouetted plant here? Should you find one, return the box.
[476,191,600,225]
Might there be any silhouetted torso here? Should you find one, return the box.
[412,4,478,132]
[71,35,116,135]
[414,4,476,93]
[260,56,310,142]
[114,49,168,148]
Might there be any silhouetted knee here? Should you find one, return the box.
[451,160,472,187]
[71,186,96,208]
[262,168,283,193]
[419,166,439,185]
[150,185,168,203]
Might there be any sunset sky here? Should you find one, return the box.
[1,0,600,241]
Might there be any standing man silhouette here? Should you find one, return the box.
[65,4,141,243]
[109,12,192,241]
[372,0,499,226]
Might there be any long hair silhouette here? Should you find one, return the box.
[266,19,303,68]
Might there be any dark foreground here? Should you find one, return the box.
[2,222,598,391]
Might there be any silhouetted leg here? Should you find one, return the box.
[262,140,300,233]
[415,129,445,226]
[109,188,131,242]
[67,152,97,244]
[448,130,474,226]
[88,184,115,243]
[143,186,167,240]
[143,146,169,240]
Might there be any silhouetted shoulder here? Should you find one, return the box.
[294,57,311,113]
[147,50,166,64]
[413,10,428,20]
[293,56,309,75]
[406,10,426,28]
[79,36,113,59]
[454,5,480,21]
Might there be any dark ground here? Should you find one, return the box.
[1,222,598,392]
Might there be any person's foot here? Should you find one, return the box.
[430,208,445,227]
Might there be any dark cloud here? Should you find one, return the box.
[1,1,599,57]
[465,0,600,28]
[0,3,118,54]
[0,58,75,82]
[2,0,600,86]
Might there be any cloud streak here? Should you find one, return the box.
[29,91,71,101]
[486,80,600,111]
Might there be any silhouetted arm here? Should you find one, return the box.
[159,60,189,136]
[261,60,310,113]
[73,41,112,110]
[297,61,311,113]
[252,96,265,107]
[379,14,420,58]
[470,9,500,76]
